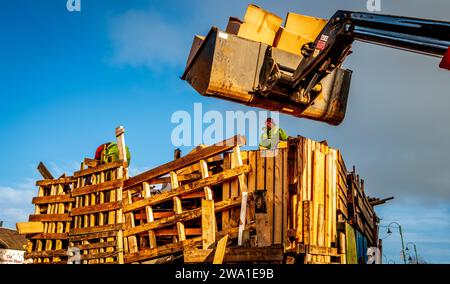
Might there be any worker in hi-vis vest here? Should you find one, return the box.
[259,118,288,149]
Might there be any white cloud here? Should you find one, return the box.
[0,185,35,228]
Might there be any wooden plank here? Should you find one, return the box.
[83,158,99,168]
[295,138,304,242]
[303,201,310,245]
[70,201,121,216]
[36,177,74,186]
[69,224,123,236]
[123,190,138,254]
[153,228,202,236]
[69,231,117,242]
[37,162,54,179]
[16,222,44,234]
[123,165,251,212]
[74,161,126,178]
[124,135,246,189]
[232,146,249,246]
[199,160,214,200]
[229,153,240,228]
[74,241,116,251]
[115,126,128,162]
[213,234,229,264]
[25,249,67,259]
[345,223,357,264]
[124,198,241,237]
[237,191,248,246]
[202,199,216,249]
[331,150,338,243]
[71,179,124,196]
[32,195,74,204]
[282,149,289,246]
[222,154,231,232]
[312,150,325,247]
[266,150,274,245]
[273,149,283,244]
[255,150,270,247]
[31,233,68,240]
[29,214,72,222]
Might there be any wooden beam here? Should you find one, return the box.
[73,161,126,178]
[29,214,72,222]
[69,223,123,236]
[71,179,124,196]
[16,222,44,235]
[35,177,74,186]
[124,135,246,189]
[70,201,122,216]
[213,235,229,264]
[238,192,248,246]
[115,126,127,163]
[32,195,74,204]
[202,199,216,249]
[37,162,54,179]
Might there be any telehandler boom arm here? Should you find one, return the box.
[291,11,450,95]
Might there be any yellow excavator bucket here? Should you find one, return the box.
[182,5,352,125]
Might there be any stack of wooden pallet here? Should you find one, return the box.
[17,129,383,264]
[18,176,74,263]
[346,169,379,246]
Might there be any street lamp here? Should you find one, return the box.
[406,242,419,264]
[386,222,407,264]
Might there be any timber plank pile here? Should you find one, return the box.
[18,176,75,264]
[17,128,384,264]
[68,160,128,264]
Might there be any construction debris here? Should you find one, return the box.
[17,128,384,264]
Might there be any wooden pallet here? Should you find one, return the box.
[68,160,127,264]
[121,135,252,263]
[25,177,75,264]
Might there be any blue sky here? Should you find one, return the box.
[1,0,449,263]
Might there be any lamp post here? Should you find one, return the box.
[406,242,419,264]
[387,222,407,264]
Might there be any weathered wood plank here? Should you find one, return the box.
[36,177,74,186]
[69,224,123,236]
[202,199,216,249]
[29,214,72,222]
[16,222,44,235]
[213,234,229,264]
[31,233,68,240]
[71,179,124,196]
[70,201,122,216]
[74,161,127,178]
[32,195,74,205]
